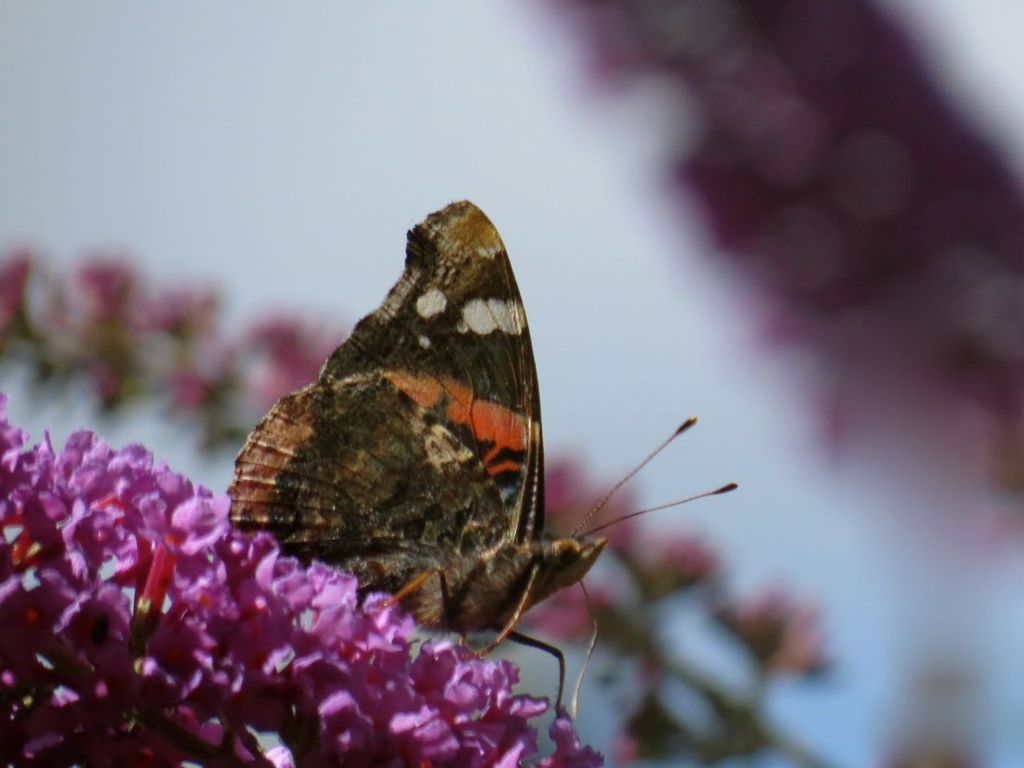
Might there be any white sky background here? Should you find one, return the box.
[2,2,1023,765]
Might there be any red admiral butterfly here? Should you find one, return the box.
[229,202,606,677]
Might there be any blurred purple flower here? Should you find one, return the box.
[0,249,356,446]
[0,251,31,339]
[138,287,220,339]
[246,316,346,408]
[714,587,828,676]
[544,457,638,550]
[76,258,138,324]
[554,0,1024,490]
[525,581,615,642]
[0,391,601,766]
[168,366,221,410]
[35,256,144,406]
[627,531,719,599]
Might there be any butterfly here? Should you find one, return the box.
[229,201,607,689]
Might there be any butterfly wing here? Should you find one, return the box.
[229,373,510,594]
[230,201,545,592]
[323,201,545,543]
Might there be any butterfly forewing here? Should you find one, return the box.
[319,202,544,543]
[230,202,546,597]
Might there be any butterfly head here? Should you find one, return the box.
[531,536,608,607]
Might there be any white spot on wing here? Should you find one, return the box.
[475,243,502,259]
[423,424,474,471]
[418,335,431,349]
[461,298,524,335]
[416,288,448,319]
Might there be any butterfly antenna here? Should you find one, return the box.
[569,582,599,719]
[579,482,737,538]
[571,417,698,537]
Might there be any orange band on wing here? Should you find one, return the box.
[485,459,523,477]
[381,371,445,409]
[383,370,528,462]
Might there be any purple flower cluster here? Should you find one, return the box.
[0,393,601,767]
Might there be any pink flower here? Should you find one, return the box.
[539,713,602,768]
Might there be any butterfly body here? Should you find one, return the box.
[229,201,605,636]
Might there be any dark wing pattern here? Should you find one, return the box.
[229,373,509,594]
[230,202,545,592]
[321,202,545,542]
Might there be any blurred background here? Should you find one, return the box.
[2,1,1024,765]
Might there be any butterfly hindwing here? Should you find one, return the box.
[230,371,515,593]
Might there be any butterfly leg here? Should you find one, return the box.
[507,631,566,711]
[470,562,539,657]
[468,565,567,708]
[383,567,442,609]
